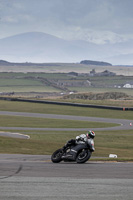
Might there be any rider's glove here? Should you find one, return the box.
[76,136,80,141]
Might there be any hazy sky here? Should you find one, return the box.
[0,0,133,44]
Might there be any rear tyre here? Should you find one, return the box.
[51,149,63,163]
[76,149,91,163]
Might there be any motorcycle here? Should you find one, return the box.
[51,142,92,164]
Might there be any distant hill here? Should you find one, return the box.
[0,59,112,67]
[0,59,60,66]
[0,32,92,63]
[80,60,112,66]
[0,31,133,65]
[0,60,11,65]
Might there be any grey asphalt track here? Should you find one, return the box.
[0,111,133,139]
[0,154,133,200]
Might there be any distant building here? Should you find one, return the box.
[90,69,116,77]
[90,69,96,76]
[68,72,78,77]
[123,83,133,88]
[99,70,116,76]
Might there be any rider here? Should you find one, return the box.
[63,130,95,152]
[76,131,95,152]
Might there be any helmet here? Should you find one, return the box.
[87,131,95,139]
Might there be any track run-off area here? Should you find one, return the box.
[0,111,133,138]
[0,111,133,199]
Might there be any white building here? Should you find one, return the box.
[123,83,133,88]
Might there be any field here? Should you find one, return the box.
[0,72,133,100]
[0,100,133,161]
[0,64,133,161]
[0,63,133,75]
[0,114,117,128]
[0,100,133,119]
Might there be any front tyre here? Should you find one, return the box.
[76,149,91,164]
[51,149,63,163]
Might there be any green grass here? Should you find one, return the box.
[0,115,117,128]
[94,130,133,159]
[0,72,68,79]
[68,87,133,96]
[0,78,43,86]
[0,86,61,92]
[0,100,133,160]
[0,100,133,120]
[0,130,133,160]
[1,72,133,95]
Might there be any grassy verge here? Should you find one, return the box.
[56,98,133,107]
[0,130,133,161]
[67,87,133,96]
[0,115,118,128]
[0,100,133,120]
[0,100,133,161]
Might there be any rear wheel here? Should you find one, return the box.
[76,149,91,163]
[51,149,63,163]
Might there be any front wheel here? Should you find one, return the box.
[51,149,63,163]
[76,149,91,164]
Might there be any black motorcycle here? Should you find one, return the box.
[51,142,92,164]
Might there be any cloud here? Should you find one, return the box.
[1,16,18,23]
[52,26,132,44]
[0,0,133,44]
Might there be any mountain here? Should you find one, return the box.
[0,32,133,65]
[0,32,97,63]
